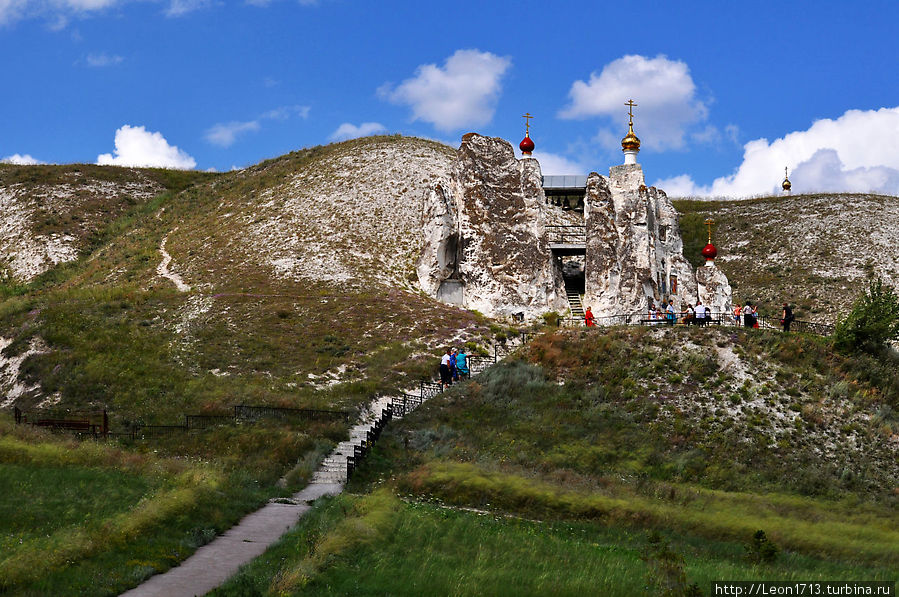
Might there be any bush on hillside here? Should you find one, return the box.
[833,278,899,354]
[745,530,779,564]
[641,532,702,596]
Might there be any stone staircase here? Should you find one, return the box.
[310,394,394,484]
[566,290,585,319]
[309,335,532,486]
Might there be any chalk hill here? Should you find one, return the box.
[0,137,484,418]
[675,193,899,323]
[0,136,897,417]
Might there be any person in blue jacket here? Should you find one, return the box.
[456,348,469,379]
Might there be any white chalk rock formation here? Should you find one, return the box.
[418,133,566,319]
[584,164,696,316]
[452,134,566,318]
[416,181,460,298]
[418,137,729,321]
[696,261,733,316]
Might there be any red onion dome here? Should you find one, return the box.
[701,243,718,261]
[519,135,535,155]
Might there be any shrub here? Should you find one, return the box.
[833,278,899,354]
[745,529,779,564]
[641,532,700,596]
[541,311,561,327]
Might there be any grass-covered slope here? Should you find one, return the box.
[0,417,320,596]
[0,136,489,418]
[214,326,899,595]
[387,325,898,507]
[675,193,899,323]
[0,137,491,594]
[75,134,457,294]
[0,164,214,283]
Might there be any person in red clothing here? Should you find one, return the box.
[584,307,596,327]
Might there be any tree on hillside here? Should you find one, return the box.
[833,278,899,353]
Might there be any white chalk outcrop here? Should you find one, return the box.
[583,164,703,317]
[0,175,162,282]
[417,133,566,319]
[415,136,730,320]
[696,261,733,316]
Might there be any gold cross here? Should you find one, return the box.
[784,166,789,179]
[522,112,534,135]
[704,218,714,244]
[625,99,637,122]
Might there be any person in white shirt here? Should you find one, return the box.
[439,349,452,388]
[694,301,707,326]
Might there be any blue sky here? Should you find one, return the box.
[2,0,899,197]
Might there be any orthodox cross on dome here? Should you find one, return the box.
[702,218,718,263]
[782,166,792,193]
[519,112,535,155]
[621,100,641,163]
[625,99,637,123]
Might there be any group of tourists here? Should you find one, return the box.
[734,301,794,331]
[733,303,759,329]
[439,347,469,388]
[644,299,710,326]
[581,300,798,333]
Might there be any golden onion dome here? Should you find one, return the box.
[621,122,641,151]
[782,166,791,191]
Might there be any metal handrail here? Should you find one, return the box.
[561,312,834,336]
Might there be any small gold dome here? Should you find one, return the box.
[782,166,791,191]
[621,123,641,151]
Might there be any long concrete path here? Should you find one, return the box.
[120,393,399,596]
[121,338,525,597]
[119,482,342,597]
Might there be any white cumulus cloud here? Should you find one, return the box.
[205,104,310,148]
[97,125,196,169]
[204,120,261,147]
[261,104,310,120]
[512,150,587,176]
[85,52,123,67]
[0,0,215,26]
[559,54,708,152]
[1,0,120,26]
[379,49,511,132]
[1,153,45,165]
[329,122,386,141]
[165,0,210,16]
[653,106,899,198]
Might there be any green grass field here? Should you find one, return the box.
[209,326,898,596]
[214,491,896,597]
[0,421,321,595]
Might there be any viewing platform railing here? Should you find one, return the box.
[559,312,835,336]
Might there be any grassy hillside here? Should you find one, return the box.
[0,137,496,595]
[674,193,899,323]
[214,326,899,595]
[0,163,214,283]
[2,141,897,595]
[0,136,489,419]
